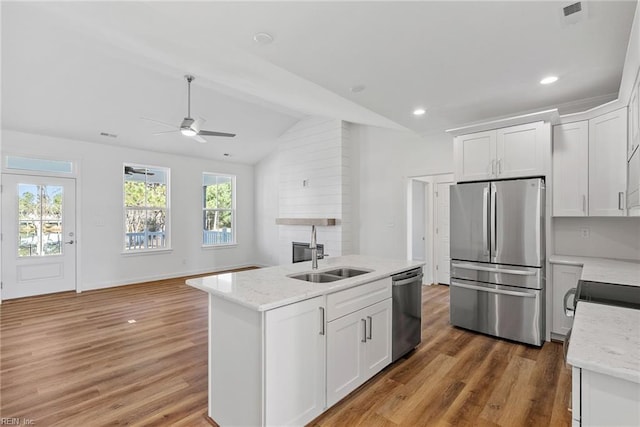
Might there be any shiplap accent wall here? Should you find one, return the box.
[276,117,351,264]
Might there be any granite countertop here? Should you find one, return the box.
[186,255,425,312]
[567,301,640,384]
[549,255,640,288]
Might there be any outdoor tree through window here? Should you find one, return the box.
[124,165,169,251]
[203,173,235,246]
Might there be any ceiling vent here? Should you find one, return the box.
[563,2,582,17]
[560,1,588,26]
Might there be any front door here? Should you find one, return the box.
[1,174,77,299]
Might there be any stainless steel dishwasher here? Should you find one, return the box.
[392,267,423,361]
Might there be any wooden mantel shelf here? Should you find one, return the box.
[275,218,337,226]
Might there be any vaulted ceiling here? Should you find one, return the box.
[2,1,636,164]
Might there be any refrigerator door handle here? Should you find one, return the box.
[451,281,536,298]
[451,262,537,276]
[483,186,489,255]
[490,183,497,258]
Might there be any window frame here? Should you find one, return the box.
[122,163,171,253]
[202,172,236,247]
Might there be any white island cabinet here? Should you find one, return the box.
[326,277,392,406]
[187,255,424,427]
[567,302,640,427]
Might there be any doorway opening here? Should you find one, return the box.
[407,173,454,285]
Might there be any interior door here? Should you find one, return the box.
[450,182,490,263]
[436,182,452,284]
[1,174,76,299]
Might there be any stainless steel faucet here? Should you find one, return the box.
[310,225,318,269]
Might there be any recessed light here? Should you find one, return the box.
[540,76,558,85]
[350,85,366,93]
[253,32,274,45]
[413,108,426,116]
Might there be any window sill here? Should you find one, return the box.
[201,243,238,250]
[121,248,173,256]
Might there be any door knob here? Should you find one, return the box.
[65,240,75,245]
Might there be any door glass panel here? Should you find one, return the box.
[17,184,64,257]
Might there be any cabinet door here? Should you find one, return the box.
[326,309,366,407]
[551,264,581,336]
[496,121,547,179]
[454,131,496,182]
[553,122,589,216]
[265,296,326,426]
[362,299,392,381]
[589,108,628,216]
[581,369,640,426]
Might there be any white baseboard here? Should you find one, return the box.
[80,263,258,292]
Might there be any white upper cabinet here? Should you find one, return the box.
[552,121,589,216]
[454,122,549,182]
[589,107,628,216]
[496,122,547,179]
[453,130,497,182]
[552,108,628,217]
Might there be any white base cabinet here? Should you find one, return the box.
[325,277,392,407]
[207,276,395,427]
[572,367,640,426]
[551,264,581,337]
[208,295,326,427]
[326,298,392,407]
[265,296,326,426]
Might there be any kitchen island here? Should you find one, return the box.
[187,255,424,427]
[550,255,640,426]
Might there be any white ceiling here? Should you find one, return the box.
[2,1,636,165]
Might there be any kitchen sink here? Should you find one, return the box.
[289,273,342,283]
[323,267,372,278]
[288,267,373,283]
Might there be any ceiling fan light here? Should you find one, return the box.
[181,127,197,137]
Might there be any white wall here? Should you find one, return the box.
[350,125,453,259]
[254,150,280,267]
[276,117,350,264]
[2,130,255,291]
[553,217,640,261]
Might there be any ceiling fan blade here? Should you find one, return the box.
[152,130,180,135]
[141,117,178,129]
[190,134,207,143]
[198,130,236,138]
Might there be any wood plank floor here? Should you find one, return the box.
[0,276,571,426]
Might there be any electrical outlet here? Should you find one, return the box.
[580,227,590,238]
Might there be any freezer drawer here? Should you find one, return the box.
[450,279,543,346]
[451,261,543,290]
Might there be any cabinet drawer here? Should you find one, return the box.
[326,277,391,321]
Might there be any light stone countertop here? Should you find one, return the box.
[549,255,640,288]
[567,301,640,384]
[186,254,425,312]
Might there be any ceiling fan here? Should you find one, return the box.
[142,75,236,143]
[124,166,154,176]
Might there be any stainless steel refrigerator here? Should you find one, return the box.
[449,177,545,346]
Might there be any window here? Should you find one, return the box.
[18,184,63,257]
[123,164,170,251]
[6,155,74,174]
[203,173,235,246]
